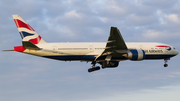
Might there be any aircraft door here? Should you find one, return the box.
[139,45,143,50]
[52,46,57,53]
[89,45,94,52]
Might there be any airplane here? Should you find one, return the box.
[4,15,179,72]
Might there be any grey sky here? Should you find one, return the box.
[0,0,180,101]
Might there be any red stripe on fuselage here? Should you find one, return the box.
[156,45,170,48]
[14,19,35,31]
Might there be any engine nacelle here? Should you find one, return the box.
[106,61,119,68]
[127,49,145,61]
[100,61,119,69]
[107,61,119,67]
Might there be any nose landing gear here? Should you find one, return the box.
[164,58,170,67]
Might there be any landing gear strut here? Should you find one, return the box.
[88,61,100,73]
[164,58,169,67]
[101,61,107,69]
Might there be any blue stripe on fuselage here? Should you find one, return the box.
[144,54,176,59]
[43,54,176,61]
[43,55,96,61]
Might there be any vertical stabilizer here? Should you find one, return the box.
[12,15,46,44]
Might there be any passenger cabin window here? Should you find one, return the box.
[58,48,88,50]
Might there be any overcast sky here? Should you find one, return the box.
[1,0,180,101]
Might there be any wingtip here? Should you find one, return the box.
[111,26,117,28]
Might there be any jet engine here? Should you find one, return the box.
[126,49,145,61]
[106,61,119,67]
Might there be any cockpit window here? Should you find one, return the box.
[173,47,176,49]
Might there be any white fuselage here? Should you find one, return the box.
[20,42,178,61]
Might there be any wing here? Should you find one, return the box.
[95,27,128,61]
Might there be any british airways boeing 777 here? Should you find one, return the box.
[5,15,179,72]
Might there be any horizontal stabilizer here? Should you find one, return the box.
[22,41,41,50]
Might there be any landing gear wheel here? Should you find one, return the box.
[88,61,101,72]
[101,62,107,69]
[88,66,100,72]
[164,64,168,67]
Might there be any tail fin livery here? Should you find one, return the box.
[12,15,46,44]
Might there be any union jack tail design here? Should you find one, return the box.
[12,15,46,44]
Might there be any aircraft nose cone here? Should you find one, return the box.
[176,50,179,55]
[174,50,179,55]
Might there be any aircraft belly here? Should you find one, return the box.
[97,55,127,60]
[43,55,96,61]
[144,54,176,59]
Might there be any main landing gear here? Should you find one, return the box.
[88,66,100,72]
[164,58,170,67]
[88,61,119,72]
[88,61,100,73]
